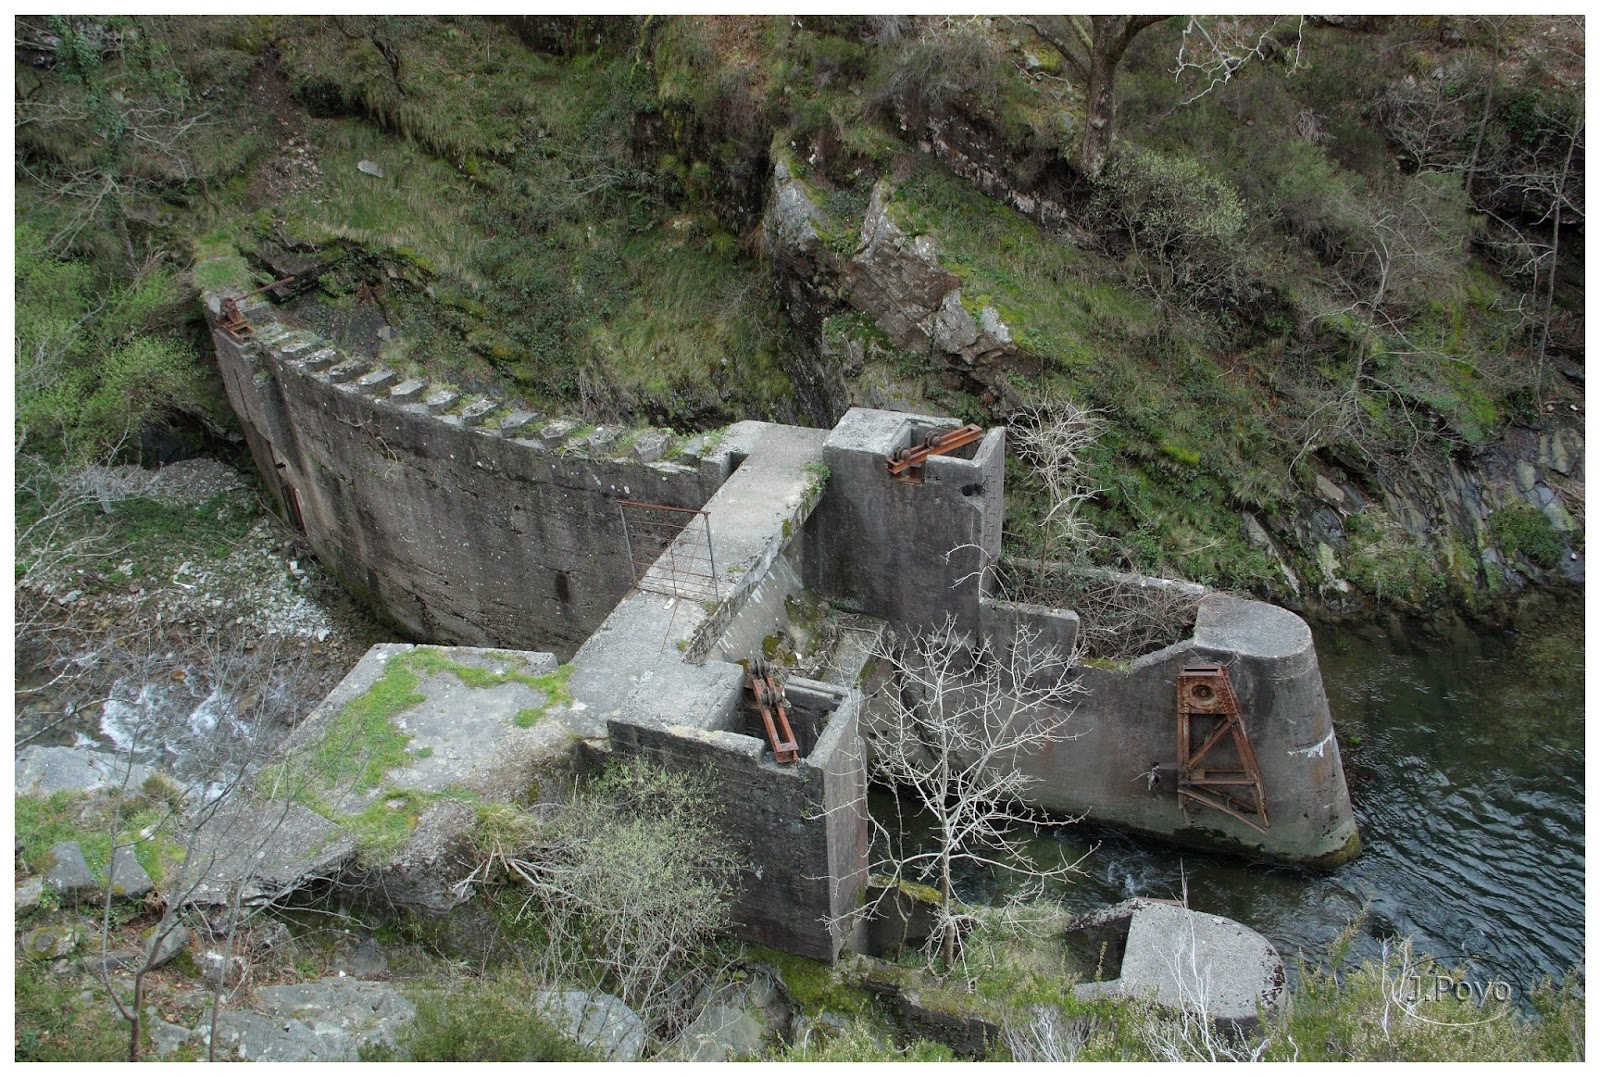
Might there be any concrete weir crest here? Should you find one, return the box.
[206,286,1359,961]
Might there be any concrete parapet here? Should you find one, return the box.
[1003,592,1359,866]
[806,408,1004,634]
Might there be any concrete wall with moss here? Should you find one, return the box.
[606,677,868,962]
[208,290,735,657]
[981,592,1360,867]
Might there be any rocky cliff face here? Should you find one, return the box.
[766,159,1033,418]
[761,146,1584,623]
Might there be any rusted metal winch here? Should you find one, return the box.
[1175,663,1270,833]
[885,423,984,483]
[746,656,799,764]
[217,275,297,339]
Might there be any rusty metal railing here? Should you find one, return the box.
[616,498,719,604]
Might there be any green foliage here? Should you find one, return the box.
[15,225,212,461]
[14,963,132,1061]
[1490,504,1565,568]
[1092,147,1250,308]
[395,973,598,1061]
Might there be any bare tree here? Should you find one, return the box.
[861,614,1086,968]
[1009,392,1103,562]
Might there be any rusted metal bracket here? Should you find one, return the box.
[746,656,799,764]
[217,275,298,339]
[1176,663,1270,833]
[886,423,984,483]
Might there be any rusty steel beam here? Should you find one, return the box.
[885,423,985,480]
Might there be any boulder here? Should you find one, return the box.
[145,923,192,970]
[207,978,415,1062]
[533,990,645,1062]
[21,924,80,959]
[148,1017,195,1056]
[109,846,153,899]
[15,745,152,797]
[666,965,795,1061]
[43,841,99,903]
[16,876,45,916]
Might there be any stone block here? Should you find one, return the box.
[295,348,339,373]
[632,429,672,463]
[388,379,427,403]
[421,389,459,415]
[496,410,542,437]
[588,425,624,455]
[539,418,581,447]
[354,369,400,395]
[460,399,500,427]
[323,360,370,385]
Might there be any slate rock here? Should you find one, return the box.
[209,978,415,1062]
[534,990,645,1062]
[43,841,99,903]
[110,846,153,899]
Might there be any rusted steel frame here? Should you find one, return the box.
[885,423,985,476]
[746,659,799,764]
[218,275,298,339]
[1179,788,1271,835]
[1176,663,1270,829]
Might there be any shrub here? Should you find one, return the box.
[483,757,744,1028]
[395,972,598,1061]
[1490,503,1565,569]
[1091,148,1249,308]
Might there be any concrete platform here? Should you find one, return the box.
[1069,898,1284,1030]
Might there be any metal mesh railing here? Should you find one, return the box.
[616,499,719,603]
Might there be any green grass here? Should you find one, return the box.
[386,971,598,1061]
[16,789,188,889]
[1490,504,1566,569]
[15,963,132,1061]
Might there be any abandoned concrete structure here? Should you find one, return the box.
[207,285,1359,961]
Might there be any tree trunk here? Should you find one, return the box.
[1072,16,1168,180]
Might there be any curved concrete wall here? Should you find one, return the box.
[1007,593,1359,866]
[208,291,733,657]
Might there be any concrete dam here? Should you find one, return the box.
[207,283,1359,961]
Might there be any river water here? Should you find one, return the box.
[952,590,1586,1000]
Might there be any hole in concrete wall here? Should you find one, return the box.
[1061,910,1132,983]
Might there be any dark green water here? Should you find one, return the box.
[945,590,1586,998]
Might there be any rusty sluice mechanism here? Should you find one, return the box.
[885,423,984,483]
[1176,663,1270,833]
[217,276,298,339]
[746,656,799,764]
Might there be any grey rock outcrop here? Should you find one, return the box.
[533,990,645,1062]
[43,841,99,903]
[207,978,415,1062]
